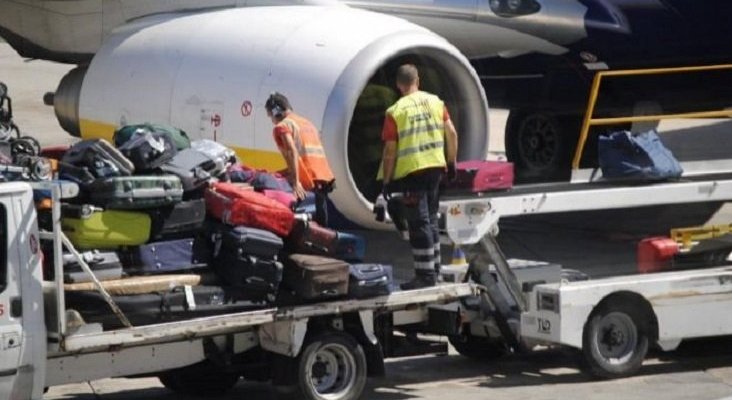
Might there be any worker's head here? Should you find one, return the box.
[395,64,420,95]
[265,92,292,123]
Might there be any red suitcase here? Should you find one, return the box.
[205,182,295,237]
[286,218,338,255]
[443,160,514,193]
[637,237,679,273]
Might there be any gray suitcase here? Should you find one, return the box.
[61,139,134,182]
[63,251,124,283]
[161,148,226,191]
[88,175,183,209]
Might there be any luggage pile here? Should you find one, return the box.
[26,123,390,330]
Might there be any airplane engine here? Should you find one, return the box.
[52,5,489,229]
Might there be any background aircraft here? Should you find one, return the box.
[0,0,730,228]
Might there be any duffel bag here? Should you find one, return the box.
[114,123,191,151]
[599,129,683,181]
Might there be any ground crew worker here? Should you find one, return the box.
[380,64,459,289]
[265,92,335,227]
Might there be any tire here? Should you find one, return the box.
[505,110,574,183]
[582,305,649,378]
[158,360,240,396]
[276,332,368,400]
[449,334,507,361]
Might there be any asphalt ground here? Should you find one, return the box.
[2,42,732,400]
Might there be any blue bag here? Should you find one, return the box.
[598,129,683,181]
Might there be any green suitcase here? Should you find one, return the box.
[62,207,151,249]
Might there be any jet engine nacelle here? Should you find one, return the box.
[53,5,489,229]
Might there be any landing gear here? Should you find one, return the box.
[505,110,576,183]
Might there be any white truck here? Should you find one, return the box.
[0,181,480,400]
[442,165,732,378]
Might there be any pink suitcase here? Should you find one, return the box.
[443,160,514,193]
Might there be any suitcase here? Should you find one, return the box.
[114,123,191,151]
[62,208,151,249]
[88,175,183,209]
[121,238,211,275]
[64,274,211,295]
[441,160,514,193]
[117,130,178,171]
[213,252,283,302]
[335,231,366,262]
[348,264,393,298]
[205,182,295,237]
[60,139,134,181]
[161,148,223,191]
[262,189,296,210]
[214,224,284,260]
[637,237,679,273]
[63,250,124,283]
[283,254,349,300]
[148,199,206,239]
[65,285,265,330]
[286,218,337,255]
[190,139,236,167]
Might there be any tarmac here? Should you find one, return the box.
[3,42,732,400]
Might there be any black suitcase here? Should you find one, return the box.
[121,238,211,275]
[118,130,178,171]
[148,199,206,239]
[88,175,184,209]
[65,285,266,330]
[283,254,349,300]
[60,139,134,182]
[63,251,124,283]
[161,148,226,192]
[215,224,283,260]
[348,264,393,298]
[213,252,283,302]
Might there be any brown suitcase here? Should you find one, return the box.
[283,254,349,300]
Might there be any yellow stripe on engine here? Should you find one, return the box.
[79,119,287,171]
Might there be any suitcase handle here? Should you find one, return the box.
[245,276,275,290]
[358,275,388,287]
[320,289,339,296]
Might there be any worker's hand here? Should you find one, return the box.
[293,182,307,200]
[447,162,457,182]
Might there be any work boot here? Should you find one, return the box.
[400,272,436,290]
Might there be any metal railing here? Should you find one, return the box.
[571,64,732,170]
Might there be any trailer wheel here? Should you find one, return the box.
[276,332,367,400]
[449,334,507,361]
[158,361,240,396]
[582,305,648,378]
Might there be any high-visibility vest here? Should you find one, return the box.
[388,91,446,180]
[275,113,334,191]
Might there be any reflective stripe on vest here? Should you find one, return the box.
[389,92,447,180]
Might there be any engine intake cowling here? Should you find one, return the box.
[53,5,489,228]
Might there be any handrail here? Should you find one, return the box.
[571,63,732,170]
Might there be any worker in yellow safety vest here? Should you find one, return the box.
[379,64,459,289]
[266,92,335,227]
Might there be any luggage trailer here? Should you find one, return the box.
[441,162,732,378]
[12,164,732,400]
[30,181,480,400]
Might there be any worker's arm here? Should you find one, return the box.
[280,132,307,200]
[444,118,458,165]
[381,140,397,186]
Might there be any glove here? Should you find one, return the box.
[447,162,457,182]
